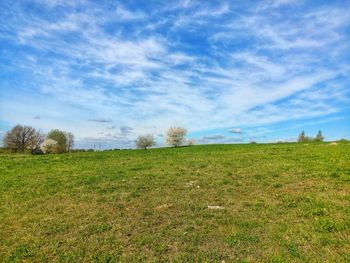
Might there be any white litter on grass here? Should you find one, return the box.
[208,205,225,210]
[185,180,200,188]
[185,180,196,187]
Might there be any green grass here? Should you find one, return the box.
[0,142,350,262]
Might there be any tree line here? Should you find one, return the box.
[2,125,191,153]
[298,130,324,143]
[135,127,192,149]
[2,124,329,153]
[3,125,74,154]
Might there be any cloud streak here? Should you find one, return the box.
[88,119,112,123]
[229,128,242,134]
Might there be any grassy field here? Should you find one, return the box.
[1,142,350,262]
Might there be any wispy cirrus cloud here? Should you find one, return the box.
[203,135,225,140]
[0,0,349,148]
[115,5,146,20]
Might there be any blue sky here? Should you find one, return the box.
[0,0,349,149]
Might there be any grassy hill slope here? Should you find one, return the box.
[1,143,350,262]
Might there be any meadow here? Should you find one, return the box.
[0,142,350,262]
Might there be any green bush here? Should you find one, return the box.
[47,129,68,153]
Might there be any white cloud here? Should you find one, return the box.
[40,0,86,8]
[115,5,146,20]
[1,1,349,147]
[258,0,300,10]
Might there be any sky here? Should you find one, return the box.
[0,0,349,149]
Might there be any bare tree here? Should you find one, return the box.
[166,127,187,147]
[3,125,43,152]
[315,130,324,142]
[135,134,156,150]
[65,132,74,151]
